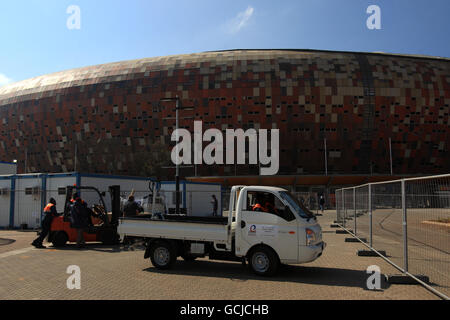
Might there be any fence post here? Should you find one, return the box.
[401,179,408,272]
[342,190,346,228]
[353,188,356,235]
[336,190,339,222]
[368,184,372,247]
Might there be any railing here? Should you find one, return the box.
[336,174,450,300]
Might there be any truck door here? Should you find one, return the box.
[238,191,298,262]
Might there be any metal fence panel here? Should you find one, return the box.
[343,189,354,229]
[405,177,450,298]
[355,185,370,239]
[371,181,403,266]
[336,189,343,223]
[335,174,450,300]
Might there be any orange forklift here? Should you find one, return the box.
[48,185,121,247]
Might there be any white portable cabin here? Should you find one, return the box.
[0,175,12,228]
[160,181,222,217]
[0,161,17,175]
[14,174,45,229]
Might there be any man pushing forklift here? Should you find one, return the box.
[31,197,58,249]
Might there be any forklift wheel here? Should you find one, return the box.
[52,231,68,247]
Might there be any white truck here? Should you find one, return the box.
[117,185,326,276]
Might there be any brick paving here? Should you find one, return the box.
[0,212,439,300]
[0,230,36,254]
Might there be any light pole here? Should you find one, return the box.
[324,137,328,176]
[160,96,194,215]
[74,143,78,172]
[389,137,393,175]
[24,147,28,174]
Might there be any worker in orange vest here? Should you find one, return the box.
[32,198,58,249]
[252,195,268,212]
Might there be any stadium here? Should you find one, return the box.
[0,49,449,202]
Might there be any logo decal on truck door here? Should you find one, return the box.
[247,224,278,237]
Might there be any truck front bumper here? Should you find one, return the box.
[300,241,326,263]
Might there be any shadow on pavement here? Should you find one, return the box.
[0,238,16,246]
[143,259,391,289]
[46,243,123,253]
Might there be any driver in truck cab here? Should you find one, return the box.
[264,194,278,215]
[252,194,268,212]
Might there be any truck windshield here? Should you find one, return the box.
[279,192,315,220]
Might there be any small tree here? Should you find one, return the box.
[133,141,171,180]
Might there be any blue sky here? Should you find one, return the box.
[0,0,449,86]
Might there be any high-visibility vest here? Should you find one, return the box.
[252,203,267,212]
[44,203,54,212]
[43,203,55,214]
[71,198,85,205]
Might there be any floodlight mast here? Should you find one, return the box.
[160,96,194,215]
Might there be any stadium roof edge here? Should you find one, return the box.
[2,48,449,89]
[204,48,450,61]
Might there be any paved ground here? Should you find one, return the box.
[0,211,439,300]
[340,207,450,298]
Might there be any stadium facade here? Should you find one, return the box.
[0,50,449,192]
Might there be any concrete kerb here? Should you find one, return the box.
[386,274,430,285]
[357,250,386,257]
[336,229,352,234]
[345,237,367,243]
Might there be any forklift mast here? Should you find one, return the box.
[63,185,121,227]
[64,185,109,225]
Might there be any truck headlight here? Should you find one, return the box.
[306,228,316,246]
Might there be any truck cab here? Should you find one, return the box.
[232,186,325,268]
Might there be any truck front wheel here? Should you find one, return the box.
[248,246,279,276]
[149,241,177,269]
